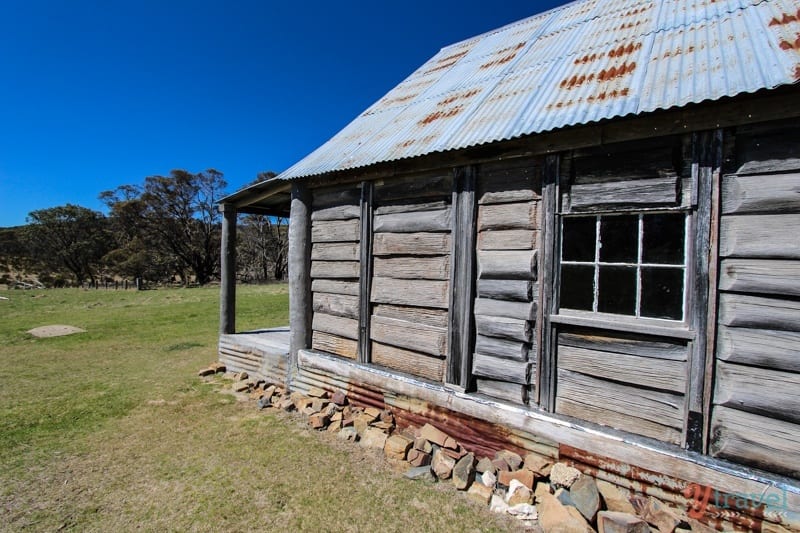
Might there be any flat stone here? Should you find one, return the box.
[364,406,382,419]
[302,406,317,416]
[256,396,272,409]
[338,426,358,442]
[570,474,601,522]
[310,398,328,413]
[419,423,450,447]
[556,487,577,508]
[404,466,436,483]
[371,420,394,432]
[495,449,523,470]
[353,413,375,435]
[631,496,682,533]
[498,468,535,490]
[598,511,650,533]
[236,371,249,381]
[330,410,343,422]
[538,493,594,533]
[442,436,460,450]
[467,481,493,505]
[308,413,329,430]
[331,390,347,406]
[360,427,388,450]
[406,448,431,467]
[533,481,550,501]
[489,494,510,514]
[384,434,413,461]
[413,437,433,454]
[198,367,215,377]
[506,479,533,506]
[210,362,226,373]
[326,419,343,433]
[475,456,496,474]
[507,503,538,520]
[432,448,456,480]
[379,409,394,424]
[441,444,467,460]
[307,386,328,398]
[452,452,475,490]
[232,382,250,393]
[595,479,636,514]
[550,462,582,489]
[491,457,511,472]
[480,470,497,489]
[279,398,295,411]
[523,453,553,477]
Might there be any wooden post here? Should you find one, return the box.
[358,181,374,364]
[219,203,237,335]
[288,182,312,386]
[447,166,477,388]
[537,154,560,410]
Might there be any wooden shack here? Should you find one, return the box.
[218,0,800,528]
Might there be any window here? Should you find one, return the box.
[559,212,687,320]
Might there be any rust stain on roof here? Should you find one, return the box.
[421,50,470,75]
[769,9,800,26]
[598,61,637,82]
[418,88,483,126]
[480,42,526,70]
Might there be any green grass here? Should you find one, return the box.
[0,284,522,532]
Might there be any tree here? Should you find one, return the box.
[101,169,227,285]
[21,204,111,286]
[236,172,289,282]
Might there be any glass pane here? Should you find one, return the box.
[560,264,594,311]
[643,213,685,264]
[562,217,596,262]
[641,267,684,320]
[599,215,638,263]
[597,266,636,315]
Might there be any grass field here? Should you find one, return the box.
[0,285,522,532]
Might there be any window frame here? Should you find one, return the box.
[557,209,691,325]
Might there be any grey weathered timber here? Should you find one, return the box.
[478,161,539,205]
[719,258,800,297]
[312,292,359,319]
[219,203,237,335]
[289,183,313,382]
[474,297,536,321]
[735,123,800,176]
[370,315,447,356]
[371,341,445,382]
[557,369,684,430]
[477,249,537,280]
[372,232,451,256]
[371,277,449,309]
[568,175,679,211]
[310,203,361,221]
[477,201,537,231]
[718,293,800,332]
[475,379,526,404]
[711,405,800,479]
[475,334,530,362]
[373,207,451,233]
[721,172,800,215]
[537,154,559,409]
[358,181,374,364]
[715,361,800,424]
[556,396,681,445]
[549,312,695,340]
[374,199,448,215]
[557,331,688,361]
[312,186,361,208]
[472,352,530,385]
[716,325,800,373]
[373,304,448,328]
[312,331,358,359]
[447,167,477,387]
[311,279,359,296]
[310,219,360,243]
[477,279,534,302]
[374,172,452,202]
[310,242,359,261]
[310,261,360,279]
[477,229,537,250]
[719,214,800,259]
[312,312,359,340]
[475,314,531,342]
[373,255,450,280]
[557,345,685,393]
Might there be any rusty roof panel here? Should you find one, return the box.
[275,0,800,182]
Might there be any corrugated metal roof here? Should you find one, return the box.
[277,0,800,182]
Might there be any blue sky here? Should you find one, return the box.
[0,0,567,227]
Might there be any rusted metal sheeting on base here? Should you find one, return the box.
[219,331,289,386]
[293,364,385,411]
[561,445,800,532]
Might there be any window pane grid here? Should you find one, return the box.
[559,212,687,321]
